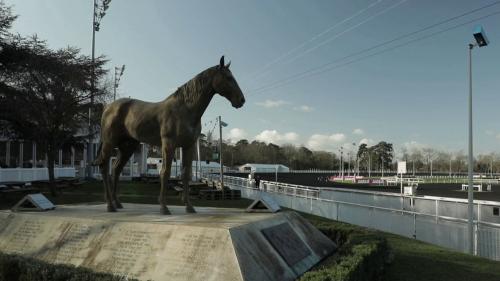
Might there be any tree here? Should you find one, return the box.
[357,143,370,170]
[377,142,393,170]
[0,1,15,36]
[0,10,109,194]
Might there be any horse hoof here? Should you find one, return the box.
[186,206,196,213]
[115,202,124,209]
[160,207,171,215]
[107,206,117,212]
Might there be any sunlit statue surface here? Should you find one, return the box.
[95,56,245,214]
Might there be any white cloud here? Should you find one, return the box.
[353,128,364,135]
[255,99,288,108]
[226,128,247,142]
[402,140,425,151]
[293,105,314,112]
[255,130,299,144]
[307,133,346,151]
[496,134,500,140]
[486,130,494,136]
[359,138,374,145]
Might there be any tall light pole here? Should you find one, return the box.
[218,116,228,191]
[347,152,351,177]
[368,151,372,178]
[113,65,125,101]
[87,0,112,178]
[339,146,344,180]
[467,25,489,255]
[490,156,493,178]
[449,156,452,177]
[351,142,357,177]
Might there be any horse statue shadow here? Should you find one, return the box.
[94,56,245,214]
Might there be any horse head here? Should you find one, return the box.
[212,56,245,108]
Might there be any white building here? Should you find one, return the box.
[0,136,151,182]
[238,163,290,173]
[146,158,227,178]
[0,135,227,182]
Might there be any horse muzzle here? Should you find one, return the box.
[232,96,245,108]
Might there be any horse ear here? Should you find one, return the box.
[219,56,225,69]
[225,61,231,69]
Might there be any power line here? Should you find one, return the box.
[248,3,500,96]
[281,0,408,67]
[244,0,385,82]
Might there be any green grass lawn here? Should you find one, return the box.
[1,181,500,281]
[383,233,500,281]
[42,181,254,209]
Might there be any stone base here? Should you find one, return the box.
[0,204,336,281]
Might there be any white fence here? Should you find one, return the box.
[220,175,500,261]
[0,168,76,182]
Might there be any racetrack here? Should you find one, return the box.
[229,172,500,202]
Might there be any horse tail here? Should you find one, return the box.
[92,142,103,166]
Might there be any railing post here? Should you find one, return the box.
[435,199,439,223]
[474,222,478,256]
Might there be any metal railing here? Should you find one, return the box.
[0,167,76,182]
[215,174,500,261]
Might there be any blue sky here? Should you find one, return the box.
[5,0,500,156]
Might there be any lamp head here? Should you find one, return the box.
[473,26,489,47]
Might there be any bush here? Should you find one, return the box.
[299,220,390,281]
[0,252,138,281]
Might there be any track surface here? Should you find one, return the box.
[230,173,500,202]
[322,183,500,202]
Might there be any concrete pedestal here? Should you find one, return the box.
[0,204,335,281]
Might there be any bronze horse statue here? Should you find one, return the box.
[94,56,245,214]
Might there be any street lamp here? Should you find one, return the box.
[219,116,228,190]
[352,142,357,177]
[114,65,125,100]
[338,146,344,180]
[467,25,489,255]
[347,152,354,177]
[87,0,112,178]
[368,151,372,178]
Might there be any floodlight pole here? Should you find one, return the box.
[339,147,344,180]
[87,0,111,179]
[347,152,351,177]
[490,157,493,178]
[219,116,224,191]
[467,43,474,255]
[449,157,452,177]
[113,65,125,101]
[86,0,98,179]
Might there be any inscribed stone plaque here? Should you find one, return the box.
[261,222,311,266]
[12,193,55,212]
[29,193,56,210]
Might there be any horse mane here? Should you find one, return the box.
[171,66,215,106]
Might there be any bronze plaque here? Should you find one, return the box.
[261,223,311,266]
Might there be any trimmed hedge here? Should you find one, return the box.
[299,220,390,281]
[0,252,138,281]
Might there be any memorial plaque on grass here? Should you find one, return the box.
[12,193,55,212]
[261,223,311,266]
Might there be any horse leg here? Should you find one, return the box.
[111,141,138,209]
[182,146,196,213]
[98,142,116,212]
[160,139,175,215]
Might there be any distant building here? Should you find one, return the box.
[238,163,290,173]
[146,158,227,177]
[0,135,150,182]
[0,131,224,182]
